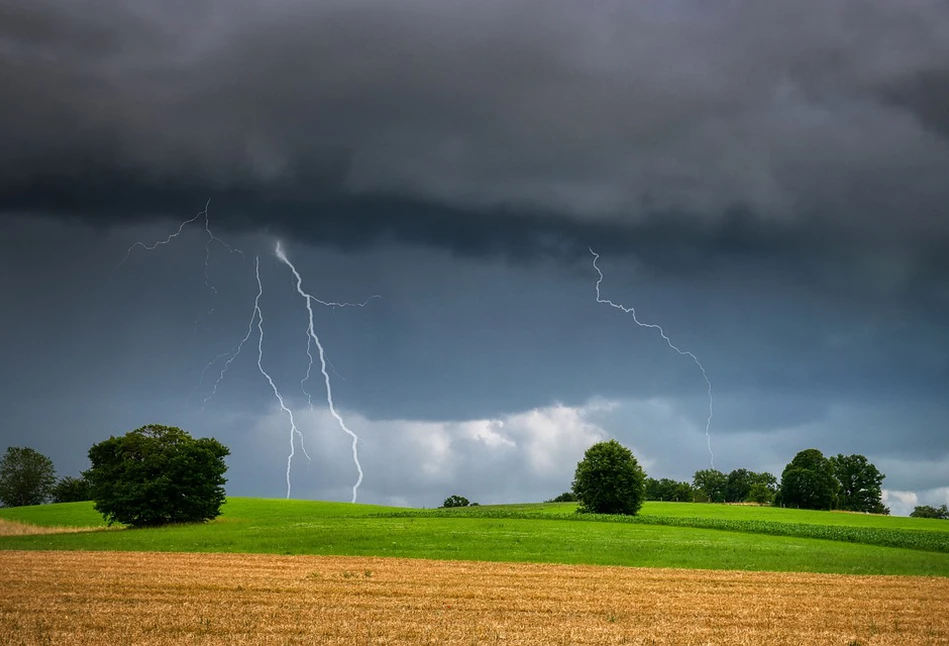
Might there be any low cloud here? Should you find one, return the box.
[241,399,617,506]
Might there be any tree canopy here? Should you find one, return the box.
[777,448,839,510]
[51,475,92,503]
[831,454,887,514]
[0,446,56,507]
[910,504,948,520]
[572,439,646,515]
[692,469,727,503]
[85,424,230,527]
[645,477,694,502]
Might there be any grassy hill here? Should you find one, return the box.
[2,498,948,576]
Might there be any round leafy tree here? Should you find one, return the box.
[572,439,646,515]
[85,424,230,527]
[0,446,57,507]
[777,448,839,510]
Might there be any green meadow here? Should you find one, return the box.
[2,498,948,577]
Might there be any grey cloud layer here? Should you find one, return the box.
[2,0,949,255]
[2,2,948,509]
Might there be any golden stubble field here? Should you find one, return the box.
[1,550,947,645]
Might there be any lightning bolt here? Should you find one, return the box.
[590,248,714,467]
[300,297,380,408]
[121,204,378,500]
[247,256,311,498]
[120,199,242,267]
[275,241,372,503]
[119,200,243,328]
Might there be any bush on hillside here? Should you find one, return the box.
[545,491,578,503]
[910,504,948,520]
[441,495,471,508]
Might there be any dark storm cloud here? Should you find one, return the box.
[2,0,949,271]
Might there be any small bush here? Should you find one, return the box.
[545,492,578,503]
[441,495,470,508]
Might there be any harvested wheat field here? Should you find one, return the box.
[0,519,115,537]
[1,551,947,645]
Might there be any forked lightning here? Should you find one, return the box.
[590,248,715,467]
[122,205,376,500]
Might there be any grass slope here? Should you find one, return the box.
[401,503,949,552]
[2,498,948,576]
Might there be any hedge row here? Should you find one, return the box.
[374,508,949,553]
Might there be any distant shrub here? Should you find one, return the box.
[51,476,92,503]
[910,504,948,520]
[441,495,470,508]
[545,492,578,503]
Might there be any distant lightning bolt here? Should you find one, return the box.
[120,203,377,500]
[275,241,372,503]
[120,200,242,267]
[247,256,311,498]
[120,200,242,328]
[590,248,715,467]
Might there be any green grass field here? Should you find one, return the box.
[3,498,948,576]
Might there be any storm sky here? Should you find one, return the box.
[1,0,947,514]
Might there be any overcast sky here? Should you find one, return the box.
[1,0,947,515]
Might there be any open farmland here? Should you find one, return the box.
[2,499,949,576]
[2,550,948,645]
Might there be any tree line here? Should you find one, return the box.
[640,448,890,514]
[561,441,944,517]
[3,432,946,521]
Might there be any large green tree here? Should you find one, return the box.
[0,446,57,507]
[725,469,777,503]
[724,469,755,503]
[85,424,230,527]
[572,439,646,515]
[830,454,888,514]
[692,469,727,503]
[778,448,839,510]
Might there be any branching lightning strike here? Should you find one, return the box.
[276,241,376,503]
[122,205,377,501]
[120,199,243,270]
[590,248,715,467]
[120,200,243,329]
[248,256,312,497]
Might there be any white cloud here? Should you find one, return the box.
[243,398,624,506]
[882,490,918,517]
[224,393,949,511]
[918,487,949,508]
